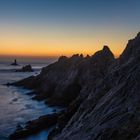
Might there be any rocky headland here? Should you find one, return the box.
[10,33,140,140]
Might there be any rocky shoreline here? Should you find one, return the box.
[9,33,140,140]
[10,112,63,140]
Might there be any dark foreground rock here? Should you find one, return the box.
[48,98,83,140]
[10,33,140,140]
[16,64,33,72]
[9,112,62,140]
[52,33,140,140]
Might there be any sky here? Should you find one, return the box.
[0,0,140,58]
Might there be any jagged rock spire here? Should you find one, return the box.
[120,32,140,63]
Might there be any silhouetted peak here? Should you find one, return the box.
[70,54,80,60]
[120,32,140,63]
[130,32,140,43]
[103,45,110,51]
[136,32,140,38]
[93,45,114,59]
[58,56,68,62]
[85,54,90,59]
[102,45,114,56]
[71,54,79,58]
[80,54,83,58]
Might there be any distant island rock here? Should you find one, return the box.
[16,65,33,72]
[11,59,19,66]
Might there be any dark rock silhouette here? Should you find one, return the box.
[16,65,33,72]
[120,32,140,64]
[11,59,18,66]
[52,33,140,140]
[10,33,140,140]
[10,112,62,140]
[12,46,114,106]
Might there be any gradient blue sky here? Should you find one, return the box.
[0,0,140,57]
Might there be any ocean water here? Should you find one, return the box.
[0,59,58,140]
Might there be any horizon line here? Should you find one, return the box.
[0,53,120,59]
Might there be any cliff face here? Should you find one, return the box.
[53,33,140,140]
[13,33,140,140]
[14,46,114,106]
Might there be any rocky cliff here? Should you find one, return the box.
[53,33,140,140]
[13,46,114,106]
[12,33,140,140]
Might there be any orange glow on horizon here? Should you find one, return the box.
[0,24,133,58]
[0,46,123,58]
[0,34,125,58]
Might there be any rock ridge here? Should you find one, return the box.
[53,33,140,140]
[11,33,140,140]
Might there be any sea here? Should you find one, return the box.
[0,58,59,140]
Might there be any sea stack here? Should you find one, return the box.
[11,59,18,66]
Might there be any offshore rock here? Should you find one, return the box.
[16,65,33,72]
[11,59,18,66]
